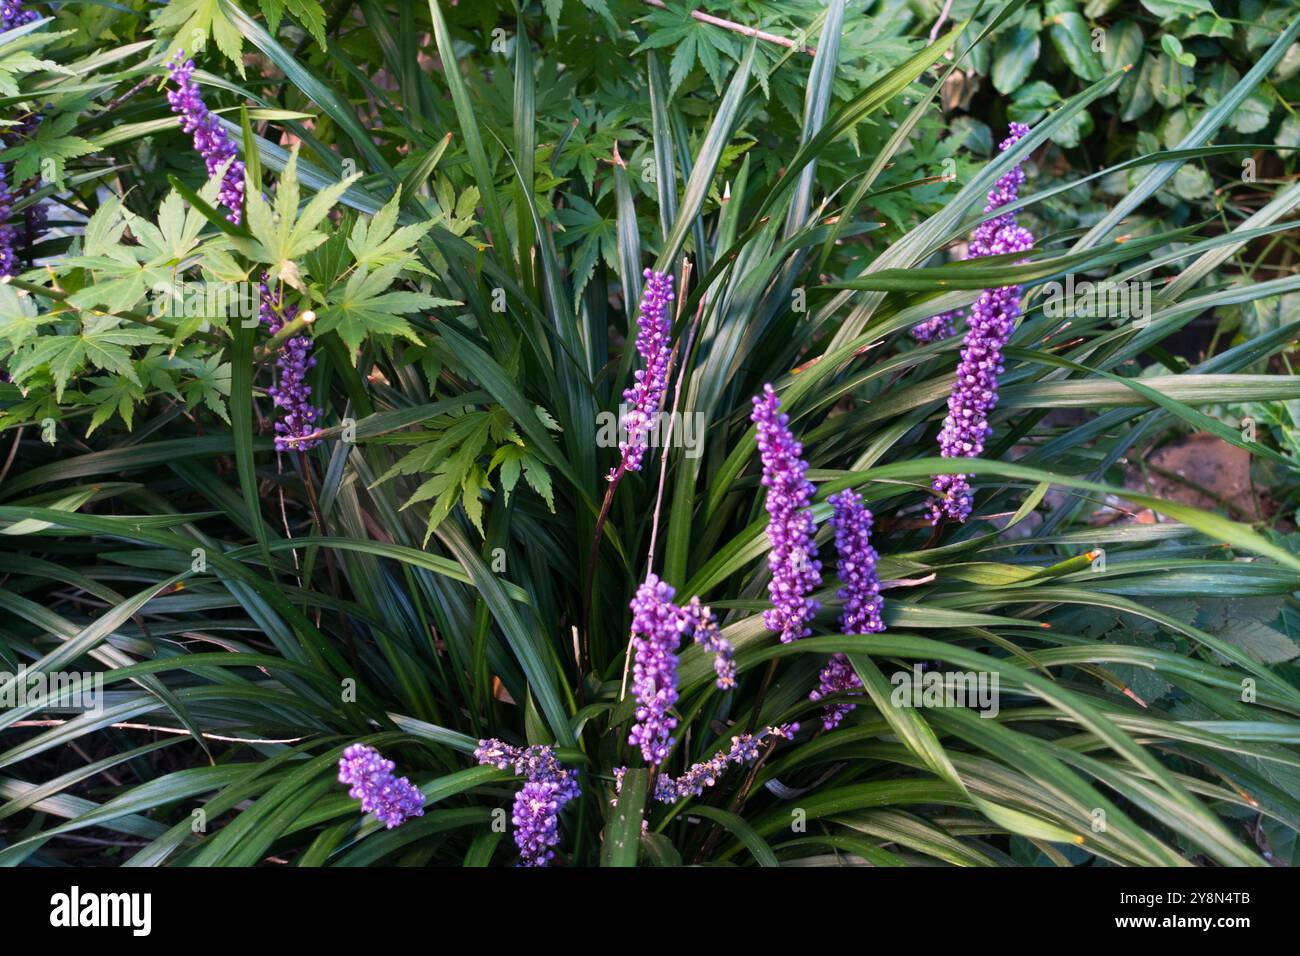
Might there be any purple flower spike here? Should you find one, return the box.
[809,653,863,731]
[913,310,960,344]
[828,489,883,636]
[612,269,674,478]
[628,573,687,765]
[259,276,321,453]
[682,596,736,690]
[913,122,1031,342]
[337,744,425,829]
[927,126,1036,524]
[1,0,38,30]
[166,52,245,223]
[616,724,799,804]
[512,781,565,866]
[0,169,16,279]
[805,490,880,730]
[928,223,1034,524]
[475,740,579,866]
[751,384,821,643]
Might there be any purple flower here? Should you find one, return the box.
[809,653,863,731]
[611,269,674,478]
[0,169,16,279]
[806,491,880,730]
[913,123,1031,343]
[627,573,687,765]
[928,223,1034,524]
[681,596,736,690]
[475,739,580,866]
[928,125,1036,524]
[625,575,737,766]
[913,310,959,344]
[259,276,320,453]
[2,105,49,269]
[0,0,38,29]
[751,384,822,643]
[511,781,565,866]
[828,489,883,635]
[616,724,799,804]
[337,743,425,829]
[166,52,245,223]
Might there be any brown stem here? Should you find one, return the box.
[103,74,156,114]
[0,426,23,487]
[580,466,624,680]
[639,0,816,55]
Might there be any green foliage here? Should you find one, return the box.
[2,0,1300,870]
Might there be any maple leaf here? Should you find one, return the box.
[347,188,437,269]
[151,0,245,74]
[317,261,458,359]
[4,111,94,184]
[235,147,359,289]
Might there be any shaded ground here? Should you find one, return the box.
[1124,432,1279,524]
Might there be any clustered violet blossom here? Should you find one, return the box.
[627,574,735,766]
[611,269,674,478]
[259,276,321,452]
[809,654,862,731]
[681,596,736,691]
[929,124,1035,524]
[912,123,1031,344]
[806,489,884,730]
[912,309,959,344]
[166,52,245,223]
[0,0,39,279]
[615,724,799,804]
[1,0,38,29]
[627,574,686,765]
[752,384,822,643]
[828,489,883,636]
[475,739,580,867]
[337,744,425,829]
[0,171,15,279]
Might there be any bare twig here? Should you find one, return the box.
[929,0,956,42]
[0,426,24,487]
[103,74,156,114]
[13,720,309,744]
[640,0,816,55]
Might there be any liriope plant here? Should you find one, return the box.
[1,1,1299,869]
